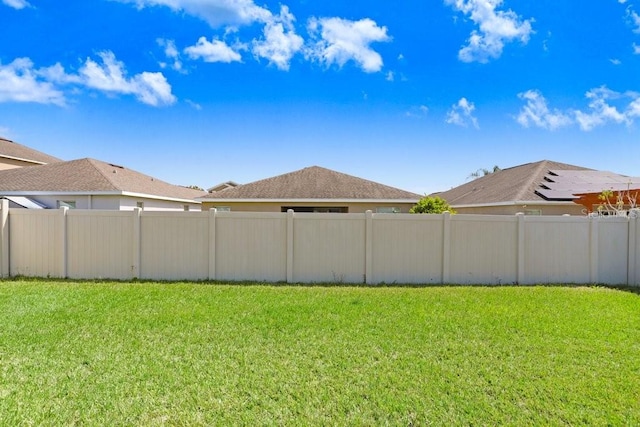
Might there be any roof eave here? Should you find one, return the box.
[198,198,420,203]
[121,191,202,204]
[0,190,201,204]
[0,154,48,165]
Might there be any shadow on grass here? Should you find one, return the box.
[3,275,639,295]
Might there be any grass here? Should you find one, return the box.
[0,281,639,425]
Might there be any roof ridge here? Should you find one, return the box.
[514,160,548,200]
[83,158,120,191]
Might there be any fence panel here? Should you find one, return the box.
[293,213,365,283]
[9,209,63,277]
[4,209,639,286]
[633,215,640,286]
[215,212,287,282]
[140,212,209,280]
[371,214,443,284]
[66,210,134,280]
[449,215,519,284]
[524,216,591,284]
[597,217,629,285]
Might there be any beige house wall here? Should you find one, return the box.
[201,201,416,213]
[453,203,585,216]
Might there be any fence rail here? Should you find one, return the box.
[0,200,638,285]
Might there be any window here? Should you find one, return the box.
[214,206,231,212]
[524,209,541,216]
[57,200,76,209]
[136,201,144,210]
[183,205,190,211]
[376,207,401,213]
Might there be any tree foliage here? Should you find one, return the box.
[410,196,456,214]
[468,165,501,180]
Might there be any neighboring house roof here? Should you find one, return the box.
[200,166,422,202]
[536,169,640,200]
[0,136,62,165]
[434,160,593,207]
[207,181,239,193]
[0,158,206,202]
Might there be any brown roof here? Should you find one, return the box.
[0,136,62,164]
[434,160,593,206]
[201,166,422,201]
[0,158,206,201]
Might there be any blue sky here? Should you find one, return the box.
[1,0,639,194]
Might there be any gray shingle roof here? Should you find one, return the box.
[0,158,206,201]
[434,160,593,206]
[202,166,422,200]
[0,137,62,164]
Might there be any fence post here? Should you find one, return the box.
[0,199,8,278]
[132,207,141,279]
[59,206,68,278]
[589,215,599,284]
[442,211,451,284]
[286,209,294,283]
[365,210,373,284]
[516,213,525,284]
[629,214,638,286]
[208,208,217,281]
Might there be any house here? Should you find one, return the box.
[199,166,422,213]
[563,171,640,213]
[433,160,600,215]
[0,136,61,170]
[0,158,205,211]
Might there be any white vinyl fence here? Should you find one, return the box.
[0,200,638,285]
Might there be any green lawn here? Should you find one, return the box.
[0,281,639,425]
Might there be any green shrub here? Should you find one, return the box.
[410,195,456,214]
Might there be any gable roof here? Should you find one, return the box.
[200,166,422,201]
[207,181,239,193]
[0,158,205,202]
[0,136,61,165]
[434,160,593,206]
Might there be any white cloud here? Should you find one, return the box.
[157,38,183,71]
[2,0,30,9]
[386,71,394,81]
[184,37,242,63]
[306,17,391,73]
[120,0,271,27]
[0,52,175,107]
[610,58,621,65]
[445,0,533,63]
[627,7,640,33]
[252,5,303,71]
[446,97,479,128]
[405,105,429,118]
[79,51,175,106]
[628,97,640,118]
[186,99,202,110]
[515,87,640,131]
[0,58,66,105]
[573,87,629,131]
[634,43,640,54]
[516,90,572,130]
